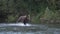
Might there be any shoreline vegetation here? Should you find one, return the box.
[0,0,60,24]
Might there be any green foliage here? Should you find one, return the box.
[0,0,60,24]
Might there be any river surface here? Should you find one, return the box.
[0,23,60,34]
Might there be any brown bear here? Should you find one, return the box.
[17,15,30,25]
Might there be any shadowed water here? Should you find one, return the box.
[0,23,60,34]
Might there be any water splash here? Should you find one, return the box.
[0,23,38,27]
[6,23,32,26]
[15,23,31,26]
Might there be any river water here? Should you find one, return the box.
[0,23,60,34]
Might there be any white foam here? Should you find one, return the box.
[0,23,38,27]
[17,23,31,26]
[7,23,31,26]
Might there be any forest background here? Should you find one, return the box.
[0,0,60,24]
